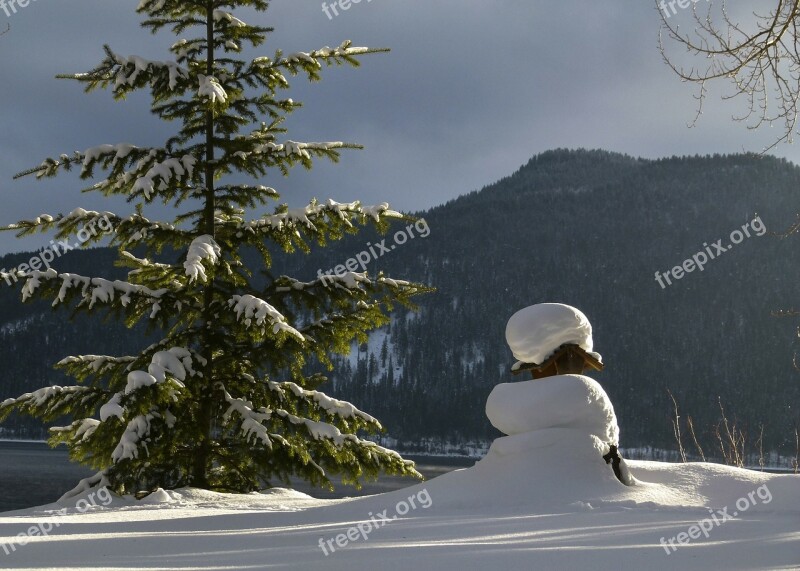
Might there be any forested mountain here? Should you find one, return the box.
[2,149,800,458]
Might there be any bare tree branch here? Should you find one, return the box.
[659,0,800,151]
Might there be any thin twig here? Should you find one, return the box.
[667,389,687,463]
[688,416,706,462]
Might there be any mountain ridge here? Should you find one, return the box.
[1,149,799,459]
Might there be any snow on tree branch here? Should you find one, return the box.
[95,348,195,462]
[59,470,110,502]
[17,143,144,180]
[112,412,160,462]
[244,140,344,160]
[0,385,95,422]
[274,408,410,468]
[249,41,388,82]
[222,389,275,448]
[130,153,197,201]
[58,355,137,372]
[184,235,221,283]
[198,74,228,104]
[1,208,117,246]
[56,355,138,383]
[219,378,408,475]
[1,385,86,411]
[275,380,381,426]
[116,215,190,246]
[240,200,400,235]
[213,9,248,28]
[51,418,101,444]
[135,0,164,11]
[18,269,169,318]
[271,273,368,295]
[111,52,188,91]
[83,143,138,171]
[228,294,304,341]
[60,45,191,98]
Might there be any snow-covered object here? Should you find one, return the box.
[139,488,172,504]
[99,394,124,421]
[241,199,399,233]
[98,348,195,428]
[148,350,189,382]
[111,52,187,91]
[212,9,247,27]
[20,269,168,313]
[184,235,220,283]
[229,294,304,340]
[81,143,136,170]
[124,371,158,395]
[505,303,600,365]
[198,74,227,104]
[486,374,619,444]
[222,390,274,447]
[112,414,158,462]
[131,154,196,200]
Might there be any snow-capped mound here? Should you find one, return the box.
[485,374,619,444]
[505,303,600,364]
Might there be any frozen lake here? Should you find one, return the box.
[0,440,474,512]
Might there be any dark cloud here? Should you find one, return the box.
[0,0,792,255]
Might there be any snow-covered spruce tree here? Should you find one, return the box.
[0,1,429,496]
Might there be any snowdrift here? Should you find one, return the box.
[1,440,797,570]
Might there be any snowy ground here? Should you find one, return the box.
[3,308,796,570]
[1,449,797,570]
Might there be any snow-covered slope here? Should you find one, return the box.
[1,451,797,570]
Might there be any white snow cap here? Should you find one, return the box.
[505,303,600,365]
[485,374,619,444]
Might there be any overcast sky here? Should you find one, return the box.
[0,0,793,255]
